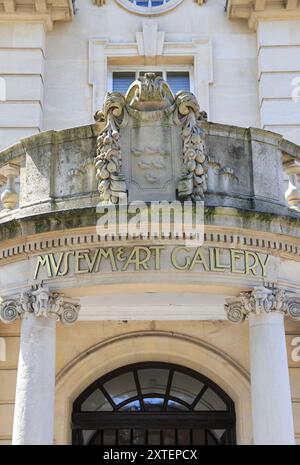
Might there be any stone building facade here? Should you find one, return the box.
[0,0,300,446]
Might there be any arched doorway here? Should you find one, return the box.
[72,362,236,445]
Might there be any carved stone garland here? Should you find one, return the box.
[94,93,127,204]
[0,284,80,325]
[225,286,300,323]
[175,92,208,202]
[94,74,208,204]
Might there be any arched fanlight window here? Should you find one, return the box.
[114,0,184,16]
[72,362,236,445]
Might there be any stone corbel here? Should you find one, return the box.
[284,159,300,212]
[225,286,300,323]
[0,163,20,210]
[0,284,80,326]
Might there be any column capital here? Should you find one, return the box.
[225,286,300,323]
[0,284,80,325]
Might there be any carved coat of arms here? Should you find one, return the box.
[94,73,207,203]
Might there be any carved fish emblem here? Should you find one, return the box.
[131,146,169,184]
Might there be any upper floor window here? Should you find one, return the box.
[114,0,184,15]
[111,69,191,96]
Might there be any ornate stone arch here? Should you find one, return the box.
[54,330,252,444]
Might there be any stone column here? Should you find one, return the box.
[226,286,300,445]
[0,285,80,445]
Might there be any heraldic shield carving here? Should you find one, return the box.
[94,73,207,204]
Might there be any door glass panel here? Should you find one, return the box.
[81,389,113,411]
[133,429,144,445]
[138,368,168,394]
[194,388,227,411]
[82,430,97,445]
[177,429,191,445]
[88,430,103,445]
[167,400,189,411]
[103,429,116,445]
[170,371,204,404]
[211,429,226,442]
[148,429,161,445]
[103,372,136,405]
[192,429,205,445]
[119,400,141,411]
[143,397,164,411]
[206,430,219,445]
[118,429,131,445]
[163,429,175,445]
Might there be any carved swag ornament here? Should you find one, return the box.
[94,73,207,204]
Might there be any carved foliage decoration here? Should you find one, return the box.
[0,285,80,325]
[225,286,300,324]
[94,73,208,204]
[286,297,300,320]
[174,92,207,201]
[94,93,127,204]
[126,73,174,112]
[0,299,23,324]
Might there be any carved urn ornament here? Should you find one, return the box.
[94,73,207,204]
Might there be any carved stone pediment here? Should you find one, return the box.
[94,73,207,204]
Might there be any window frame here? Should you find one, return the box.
[108,65,195,95]
[72,362,236,445]
[114,0,184,16]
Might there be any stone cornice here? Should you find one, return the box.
[226,0,300,30]
[1,211,300,266]
[0,0,74,31]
